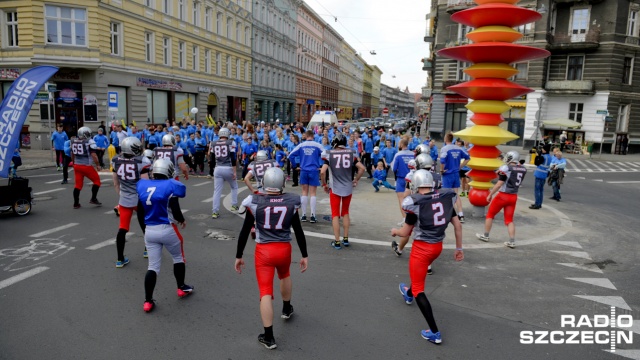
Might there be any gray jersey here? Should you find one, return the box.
[323,147,357,197]
[242,193,301,244]
[248,159,278,190]
[498,164,527,194]
[112,155,151,207]
[402,189,457,243]
[154,146,185,167]
[71,138,97,165]
[213,139,236,167]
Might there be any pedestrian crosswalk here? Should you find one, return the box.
[564,160,640,173]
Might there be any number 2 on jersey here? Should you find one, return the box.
[432,202,445,226]
[263,206,287,229]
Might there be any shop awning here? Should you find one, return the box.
[505,100,526,108]
[444,95,468,104]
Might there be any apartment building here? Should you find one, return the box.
[295,2,322,122]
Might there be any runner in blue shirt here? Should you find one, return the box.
[439,133,470,222]
[51,124,69,170]
[287,130,324,223]
[391,138,416,220]
[363,133,374,178]
[93,128,109,168]
[381,139,397,180]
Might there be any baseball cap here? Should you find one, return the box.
[373,146,379,152]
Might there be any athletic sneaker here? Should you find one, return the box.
[399,283,413,304]
[177,284,194,298]
[342,237,350,247]
[73,204,81,209]
[89,199,102,206]
[113,207,120,217]
[391,240,402,256]
[231,205,239,211]
[428,266,433,275]
[504,241,516,249]
[116,257,130,268]
[56,166,60,171]
[61,180,68,184]
[331,240,342,250]
[143,250,148,258]
[310,215,317,223]
[211,212,220,219]
[258,334,277,350]
[476,233,490,242]
[300,214,308,222]
[281,305,294,320]
[421,329,442,344]
[143,300,155,313]
[458,215,465,223]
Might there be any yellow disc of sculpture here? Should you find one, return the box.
[465,100,511,114]
[466,26,523,43]
[464,63,519,79]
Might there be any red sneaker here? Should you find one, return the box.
[143,300,155,312]
[177,284,194,298]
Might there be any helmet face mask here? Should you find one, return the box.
[78,126,91,140]
[152,158,175,179]
[262,167,285,193]
[143,149,154,160]
[121,137,143,157]
[414,144,429,156]
[256,150,268,162]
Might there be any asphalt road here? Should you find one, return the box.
[0,167,638,360]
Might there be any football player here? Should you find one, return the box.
[71,127,102,209]
[211,128,239,219]
[154,134,189,181]
[244,150,278,194]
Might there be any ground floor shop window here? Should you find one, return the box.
[147,90,169,124]
[175,92,196,121]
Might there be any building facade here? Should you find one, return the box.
[425,0,640,152]
[251,0,298,123]
[321,22,340,112]
[295,2,322,122]
[362,63,373,118]
[0,0,253,149]
[371,65,382,117]
[337,41,358,120]
[380,83,414,118]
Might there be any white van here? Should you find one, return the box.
[307,111,338,130]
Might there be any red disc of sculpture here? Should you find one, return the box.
[468,145,503,159]
[449,79,533,101]
[438,43,551,64]
[452,4,542,28]
[474,0,518,4]
[470,113,504,126]
[469,188,491,207]
[466,169,497,183]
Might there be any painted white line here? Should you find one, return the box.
[573,159,588,170]
[574,295,631,310]
[45,179,62,184]
[33,188,65,196]
[566,277,617,290]
[86,232,135,250]
[0,267,50,290]
[550,250,592,259]
[201,197,213,203]
[182,209,190,213]
[551,241,582,249]
[606,161,630,171]
[575,176,586,180]
[626,162,640,168]
[607,181,640,184]
[193,181,212,187]
[587,160,605,171]
[29,223,79,238]
[557,263,603,274]
[593,179,604,182]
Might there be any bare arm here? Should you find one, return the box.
[391,222,414,238]
[112,173,120,194]
[450,215,464,261]
[244,172,256,193]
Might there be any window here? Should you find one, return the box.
[456,61,470,81]
[570,8,589,42]
[515,23,533,35]
[4,11,19,47]
[515,62,528,80]
[178,0,186,21]
[110,22,122,56]
[568,103,584,123]
[226,55,231,77]
[236,22,241,43]
[178,41,186,68]
[623,56,634,85]
[617,104,630,132]
[45,5,87,46]
[216,52,221,75]
[192,1,200,26]
[628,9,639,37]
[216,12,222,34]
[145,31,154,62]
[163,37,171,65]
[227,17,233,39]
[244,61,248,81]
[192,45,199,71]
[162,0,171,15]
[144,0,154,8]
[236,58,241,79]
[567,55,584,80]
[205,7,212,31]
[204,49,211,73]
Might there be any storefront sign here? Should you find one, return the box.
[306,99,315,105]
[444,95,468,104]
[0,68,20,79]
[108,91,118,111]
[52,72,81,80]
[59,89,78,103]
[137,77,183,91]
[596,110,608,115]
[198,86,212,93]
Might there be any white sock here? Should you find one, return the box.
[301,195,308,216]
[459,211,464,216]
[310,196,316,216]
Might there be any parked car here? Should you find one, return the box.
[392,123,407,133]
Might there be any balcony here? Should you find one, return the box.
[544,80,595,95]
[546,29,600,52]
[422,59,434,71]
[625,36,640,46]
[446,0,475,14]
[444,38,470,48]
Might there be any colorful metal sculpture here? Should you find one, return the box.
[437,1,550,206]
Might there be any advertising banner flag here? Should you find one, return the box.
[0,66,59,178]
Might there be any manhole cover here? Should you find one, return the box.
[205,229,234,241]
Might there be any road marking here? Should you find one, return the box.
[606,161,630,171]
[32,188,65,196]
[566,277,617,290]
[607,181,640,184]
[29,223,79,238]
[575,176,586,180]
[593,179,604,182]
[551,241,582,249]
[86,232,135,250]
[0,267,49,290]
[587,160,605,171]
[574,295,631,310]
[201,197,213,203]
[627,162,640,168]
[45,179,62,184]
[193,181,211,187]
[557,263,603,274]
[549,250,592,259]
[574,159,589,170]
[182,209,190,214]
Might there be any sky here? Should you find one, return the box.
[305,0,432,94]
